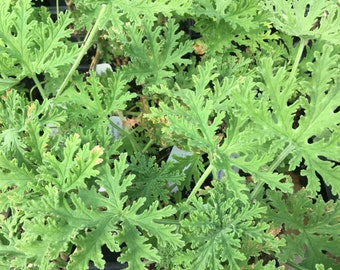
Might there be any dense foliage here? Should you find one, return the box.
[0,0,339,269]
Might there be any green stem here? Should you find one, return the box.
[153,219,180,225]
[288,38,306,83]
[31,74,47,100]
[250,143,295,201]
[187,164,213,202]
[109,120,141,153]
[56,0,59,18]
[142,139,154,153]
[285,260,308,270]
[56,4,107,97]
[176,163,213,233]
[269,143,295,172]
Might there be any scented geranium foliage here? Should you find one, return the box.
[176,180,284,269]
[0,90,181,270]
[266,189,340,269]
[0,0,79,94]
[0,0,339,269]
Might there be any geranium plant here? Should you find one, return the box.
[0,0,339,269]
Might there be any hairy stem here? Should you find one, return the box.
[56,0,59,18]
[90,37,102,71]
[57,4,107,97]
[153,219,180,225]
[187,164,213,202]
[31,73,47,100]
[286,260,308,270]
[250,142,295,201]
[269,143,295,172]
[142,139,154,153]
[288,38,306,83]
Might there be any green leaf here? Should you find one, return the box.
[292,44,340,195]
[191,0,274,54]
[0,0,79,90]
[119,19,193,85]
[315,264,334,270]
[59,71,136,120]
[316,7,340,45]
[39,134,103,192]
[24,120,50,165]
[192,0,259,30]
[180,180,281,269]
[262,0,335,40]
[19,154,183,269]
[148,59,224,155]
[17,215,78,269]
[72,0,192,31]
[227,45,340,196]
[171,153,205,191]
[267,189,340,268]
[0,153,35,208]
[128,153,184,208]
[0,90,27,160]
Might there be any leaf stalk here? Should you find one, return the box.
[187,163,213,202]
[250,142,295,201]
[57,4,107,97]
[31,73,47,100]
[288,38,306,83]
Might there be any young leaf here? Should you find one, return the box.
[127,153,184,207]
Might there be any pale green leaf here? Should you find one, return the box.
[119,19,193,85]
[0,0,79,88]
[262,0,333,39]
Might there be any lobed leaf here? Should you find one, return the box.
[0,0,79,91]
[119,19,193,85]
[39,134,103,192]
[179,180,281,269]
[128,153,184,207]
[267,189,340,268]
[262,0,332,39]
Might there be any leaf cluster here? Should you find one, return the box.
[177,180,284,270]
[0,0,79,91]
[0,0,339,269]
[266,189,340,269]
